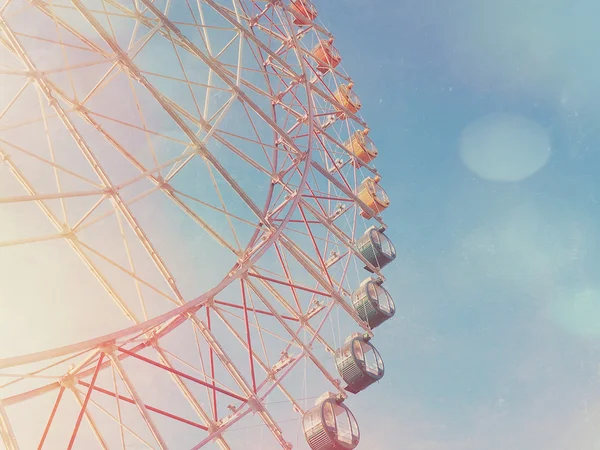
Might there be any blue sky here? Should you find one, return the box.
[317,1,600,448]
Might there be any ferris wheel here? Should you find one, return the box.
[0,1,397,449]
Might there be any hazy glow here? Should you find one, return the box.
[547,288,600,337]
[459,113,551,182]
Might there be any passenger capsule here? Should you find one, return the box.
[356,226,396,272]
[352,278,395,329]
[335,333,384,394]
[312,39,341,73]
[303,393,360,450]
[290,0,317,25]
[357,175,389,218]
[334,83,361,115]
[347,128,377,165]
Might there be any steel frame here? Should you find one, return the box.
[0,0,390,448]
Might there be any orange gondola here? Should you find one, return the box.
[347,129,377,165]
[357,175,389,218]
[312,39,341,73]
[290,0,318,25]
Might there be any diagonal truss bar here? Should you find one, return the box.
[116,346,247,402]
[273,242,304,313]
[37,386,65,450]
[248,272,331,297]
[279,234,372,333]
[248,272,334,354]
[106,348,168,449]
[240,280,257,393]
[0,399,19,450]
[187,315,292,449]
[206,308,218,422]
[190,351,304,450]
[69,387,109,449]
[152,344,232,450]
[211,306,302,412]
[77,381,209,431]
[214,300,300,322]
[244,278,344,394]
[67,354,104,450]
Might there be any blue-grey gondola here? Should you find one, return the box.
[335,333,384,394]
[352,278,395,329]
[356,226,396,272]
[303,393,360,450]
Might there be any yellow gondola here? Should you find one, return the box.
[347,128,377,165]
[334,83,361,115]
[357,175,389,218]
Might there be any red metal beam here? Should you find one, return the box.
[77,381,209,431]
[67,354,104,450]
[214,300,300,322]
[274,242,303,313]
[298,204,334,287]
[247,272,331,297]
[37,386,65,450]
[116,347,246,402]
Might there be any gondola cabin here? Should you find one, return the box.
[303,393,360,450]
[334,83,361,115]
[335,333,384,394]
[356,226,396,272]
[352,278,395,329]
[347,129,377,165]
[357,175,389,218]
[290,0,318,25]
[312,39,341,73]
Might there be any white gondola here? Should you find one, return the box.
[335,333,384,394]
[303,393,360,450]
[356,226,396,272]
[352,278,395,329]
